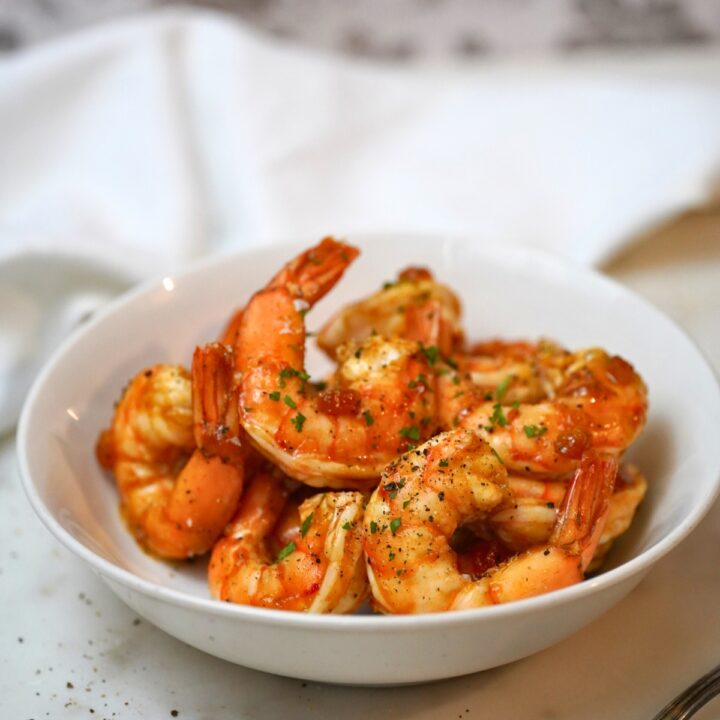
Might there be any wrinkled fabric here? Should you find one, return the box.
[1,7,720,430]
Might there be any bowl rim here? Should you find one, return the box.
[17,234,720,630]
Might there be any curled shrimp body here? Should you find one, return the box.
[317,267,464,360]
[488,464,647,563]
[364,430,509,614]
[97,344,245,559]
[236,238,438,488]
[452,450,616,610]
[208,472,368,613]
[451,347,647,476]
[364,429,617,613]
[437,339,573,429]
[455,339,569,405]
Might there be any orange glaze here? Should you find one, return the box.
[456,538,514,579]
[236,244,440,486]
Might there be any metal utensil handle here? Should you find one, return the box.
[653,664,720,720]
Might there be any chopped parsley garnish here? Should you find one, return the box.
[362,410,374,426]
[439,459,449,468]
[268,391,280,401]
[390,518,402,535]
[383,479,405,500]
[389,552,396,561]
[300,513,313,538]
[523,424,548,438]
[284,394,297,409]
[275,542,296,563]
[399,425,421,441]
[420,344,440,366]
[314,381,328,392]
[408,373,429,390]
[495,376,512,402]
[489,403,508,427]
[342,522,354,531]
[370,521,378,534]
[278,367,310,389]
[490,447,504,465]
[291,413,306,432]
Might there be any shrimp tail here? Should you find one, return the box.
[268,236,360,305]
[451,448,618,610]
[404,299,456,355]
[192,342,244,466]
[550,450,618,571]
[219,237,358,348]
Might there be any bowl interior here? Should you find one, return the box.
[19,235,720,614]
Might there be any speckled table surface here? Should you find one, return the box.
[2,209,720,719]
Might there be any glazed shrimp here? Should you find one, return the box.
[96,344,245,559]
[488,463,647,559]
[436,339,573,429]
[449,347,647,476]
[454,339,569,406]
[235,238,439,487]
[364,429,616,613]
[317,267,464,360]
[220,235,359,349]
[209,472,368,613]
[364,430,509,614]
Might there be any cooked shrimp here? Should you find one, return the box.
[588,463,648,569]
[449,347,647,476]
[485,475,568,550]
[437,339,572,428]
[220,235,359,349]
[235,238,439,487]
[208,471,368,613]
[317,267,464,360]
[488,463,647,557]
[364,430,509,614]
[96,343,245,559]
[364,429,616,613]
[454,339,569,405]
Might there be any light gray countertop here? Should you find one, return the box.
[2,208,720,718]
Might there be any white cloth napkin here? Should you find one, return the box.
[1,6,720,431]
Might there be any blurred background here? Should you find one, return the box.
[2,4,720,720]
[1,0,719,57]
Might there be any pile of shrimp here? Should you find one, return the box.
[96,237,649,615]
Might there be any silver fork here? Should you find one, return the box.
[652,664,720,720]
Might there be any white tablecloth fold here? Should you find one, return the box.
[1,7,720,430]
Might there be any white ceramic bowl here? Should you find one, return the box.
[18,235,720,685]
